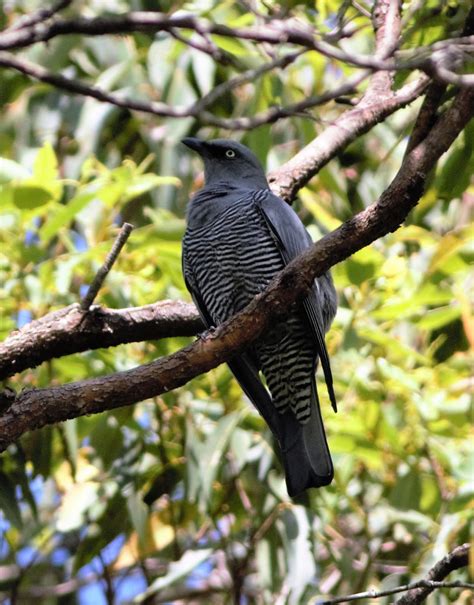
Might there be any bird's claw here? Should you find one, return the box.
[197,326,217,341]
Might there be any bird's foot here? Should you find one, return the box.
[197,326,217,341]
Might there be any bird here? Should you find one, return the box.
[181,137,337,497]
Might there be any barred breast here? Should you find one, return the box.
[183,195,317,423]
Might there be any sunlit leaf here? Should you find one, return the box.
[134,548,213,603]
[12,184,52,209]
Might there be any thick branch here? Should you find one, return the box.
[405,6,474,155]
[0,86,472,451]
[0,301,202,381]
[269,75,429,201]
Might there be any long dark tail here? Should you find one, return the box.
[278,376,333,497]
[228,356,333,497]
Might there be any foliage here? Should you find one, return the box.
[0,1,473,604]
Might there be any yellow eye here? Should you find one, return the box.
[225,149,236,158]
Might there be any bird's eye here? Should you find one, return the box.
[225,149,236,158]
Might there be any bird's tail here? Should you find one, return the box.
[278,376,333,497]
[227,355,333,497]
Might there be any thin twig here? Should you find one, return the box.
[168,28,237,66]
[316,581,473,604]
[191,49,305,114]
[80,223,133,311]
[0,52,193,119]
[7,0,73,31]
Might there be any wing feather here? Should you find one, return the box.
[256,191,337,412]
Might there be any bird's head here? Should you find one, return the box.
[182,138,269,190]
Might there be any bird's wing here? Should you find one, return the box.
[182,245,282,437]
[256,190,337,412]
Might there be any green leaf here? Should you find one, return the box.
[436,122,474,200]
[122,174,180,203]
[39,191,95,241]
[199,410,246,508]
[345,247,384,285]
[427,232,466,275]
[210,35,250,56]
[127,491,149,548]
[416,305,461,330]
[390,468,421,511]
[0,472,23,528]
[12,184,52,209]
[357,327,430,364]
[134,548,213,603]
[33,142,59,184]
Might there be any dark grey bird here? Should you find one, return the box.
[181,137,337,497]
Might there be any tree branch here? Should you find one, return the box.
[319,581,473,604]
[365,0,402,97]
[6,0,73,31]
[0,11,472,84]
[0,301,202,381]
[395,543,471,605]
[269,75,428,201]
[315,543,470,604]
[404,81,447,156]
[0,86,472,451]
[0,51,371,130]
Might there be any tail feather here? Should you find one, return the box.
[278,381,333,497]
[229,356,333,497]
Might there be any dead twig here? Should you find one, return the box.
[80,222,133,311]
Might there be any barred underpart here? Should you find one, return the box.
[183,191,317,423]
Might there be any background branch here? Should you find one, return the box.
[0,51,372,130]
[0,12,472,83]
[319,581,472,604]
[5,0,73,31]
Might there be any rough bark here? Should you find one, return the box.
[0,301,202,380]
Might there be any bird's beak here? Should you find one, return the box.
[182,137,206,154]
